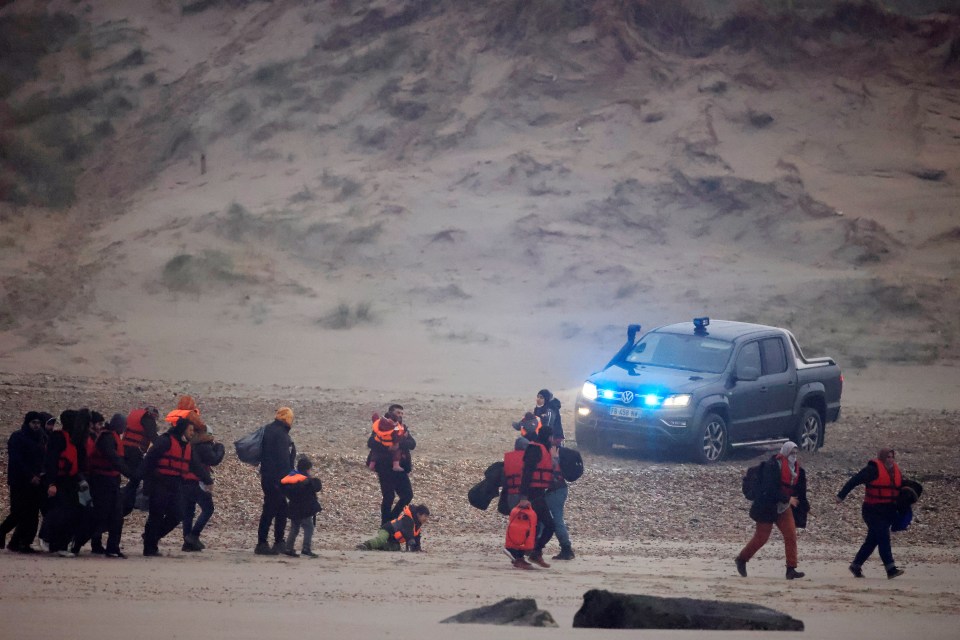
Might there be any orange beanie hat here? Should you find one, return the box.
[276,407,294,426]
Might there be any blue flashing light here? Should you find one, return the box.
[643,394,660,407]
[601,389,615,400]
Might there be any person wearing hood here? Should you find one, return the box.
[121,405,160,516]
[836,447,907,579]
[255,407,297,555]
[43,408,91,556]
[1,412,46,553]
[534,389,564,441]
[735,441,809,580]
[181,421,225,552]
[141,416,212,556]
[75,413,136,557]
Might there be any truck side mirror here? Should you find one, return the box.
[735,366,760,382]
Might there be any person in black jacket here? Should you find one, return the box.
[836,448,906,579]
[75,413,136,557]
[367,405,417,525]
[534,389,564,441]
[141,417,212,556]
[280,456,322,558]
[181,423,225,552]
[1,412,46,553]
[735,441,809,580]
[44,408,92,557]
[255,407,297,555]
[519,426,556,568]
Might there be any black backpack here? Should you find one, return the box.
[558,447,584,482]
[742,462,765,501]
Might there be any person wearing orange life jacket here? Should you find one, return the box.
[836,447,907,579]
[165,395,206,432]
[141,417,212,557]
[121,405,160,516]
[366,404,417,526]
[357,504,430,552]
[73,413,136,558]
[43,408,92,557]
[735,441,810,580]
[180,421,225,552]
[280,456,322,558]
[503,502,538,569]
[502,425,556,568]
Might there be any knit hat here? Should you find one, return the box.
[512,411,538,432]
[780,441,798,457]
[276,407,294,426]
[177,395,199,412]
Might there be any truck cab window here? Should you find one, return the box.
[760,337,787,374]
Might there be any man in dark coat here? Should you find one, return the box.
[181,422,225,552]
[255,407,297,555]
[735,441,809,580]
[367,404,416,525]
[1,412,46,552]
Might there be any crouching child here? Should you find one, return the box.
[280,456,322,558]
[357,504,429,552]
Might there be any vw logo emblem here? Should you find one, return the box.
[621,391,634,404]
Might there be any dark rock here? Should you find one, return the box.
[909,168,946,182]
[572,589,803,631]
[441,597,558,627]
[748,111,774,128]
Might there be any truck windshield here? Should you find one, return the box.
[623,333,733,373]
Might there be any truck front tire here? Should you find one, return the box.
[693,412,728,464]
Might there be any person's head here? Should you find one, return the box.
[23,411,42,433]
[388,404,404,423]
[296,456,313,474]
[90,411,106,432]
[513,412,539,437]
[39,413,56,432]
[172,417,191,439]
[536,389,552,407]
[877,448,896,471]
[275,407,294,427]
[107,413,126,434]
[412,504,430,525]
[780,441,798,464]
[514,436,530,451]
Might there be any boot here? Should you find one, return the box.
[270,540,284,555]
[735,557,747,577]
[786,566,805,580]
[552,546,575,560]
[849,564,864,578]
[887,567,905,579]
[254,542,273,555]
[528,552,551,568]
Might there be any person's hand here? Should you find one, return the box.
[47,485,57,498]
[789,497,799,508]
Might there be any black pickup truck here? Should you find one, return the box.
[574,318,842,463]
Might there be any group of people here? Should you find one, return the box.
[3,388,920,581]
[734,441,920,580]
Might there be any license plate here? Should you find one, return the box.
[609,406,640,419]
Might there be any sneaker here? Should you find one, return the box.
[501,548,516,562]
[38,539,50,553]
[196,539,206,550]
[57,550,77,558]
[143,548,161,557]
[181,541,201,552]
[302,551,319,558]
[887,567,905,579]
[356,543,370,551]
[91,541,106,555]
[528,553,551,568]
[849,564,864,578]
[283,549,299,557]
[512,558,534,570]
[735,557,748,577]
[106,550,127,559]
[552,547,575,561]
[254,542,274,555]
[786,567,806,580]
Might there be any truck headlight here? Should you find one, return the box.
[662,394,691,408]
[581,381,598,401]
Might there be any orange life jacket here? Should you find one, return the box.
[58,431,79,478]
[156,436,192,479]
[528,443,553,489]
[776,454,798,499]
[505,504,538,552]
[864,460,901,505]
[388,505,421,545]
[123,408,148,452]
[165,409,197,426]
[372,417,406,447]
[503,450,525,495]
[281,471,308,485]
[87,431,122,477]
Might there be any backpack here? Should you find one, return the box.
[234,425,266,465]
[558,447,584,482]
[505,505,537,552]
[742,462,765,501]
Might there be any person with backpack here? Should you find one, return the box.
[534,389,563,441]
[836,448,907,579]
[502,426,555,568]
[735,441,809,580]
[181,422,225,552]
[280,456,322,558]
[545,432,583,561]
[255,407,297,555]
[503,501,537,569]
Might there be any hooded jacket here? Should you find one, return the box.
[749,455,809,525]
[280,471,322,520]
[7,412,45,486]
[260,419,296,488]
[534,391,563,440]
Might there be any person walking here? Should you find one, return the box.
[120,405,160,516]
[367,405,416,525]
[735,441,809,580]
[181,423,224,552]
[502,426,556,568]
[1,412,46,553]
[44,409,91,557]
[77,413,135,557]
[534,389,564,441]
[545,430,579,560]
[255,407,296,555]
[280,456,322,558]
[836,447,906,579]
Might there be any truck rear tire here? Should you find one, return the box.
[693,412,728,464]
[795,407,824,452]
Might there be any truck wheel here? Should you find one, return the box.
[575,423,600,453]
[694,413,728,464]
[796,408,824,452]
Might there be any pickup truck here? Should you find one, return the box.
[573,318,842,463]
